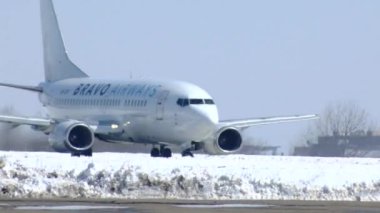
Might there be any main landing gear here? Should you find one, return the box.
[71,149,93,157]
[150,145,172,158]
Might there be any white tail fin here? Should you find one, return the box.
[40,0,88,82]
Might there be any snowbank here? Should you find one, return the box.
[0,151,379,201]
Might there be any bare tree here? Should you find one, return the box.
[316,101,374,136]
[294,101,375,148]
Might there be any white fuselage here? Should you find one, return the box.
[39,78,219,147]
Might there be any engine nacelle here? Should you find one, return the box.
[203,127,243,155]
[48,120,94,153]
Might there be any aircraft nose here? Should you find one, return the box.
[204,110,218,125]
[192,106,218,126]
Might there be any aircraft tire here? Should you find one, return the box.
[162,148,172,158]
[181,149,194,157]
[82,149,93,157]
[150,147,160,157]
[71,153,80,157]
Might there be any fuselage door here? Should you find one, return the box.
[156,90,169,120]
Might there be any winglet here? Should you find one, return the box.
[40,0,88,82]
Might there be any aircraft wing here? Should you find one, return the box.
[0,115,124,135]
[0,82,42,93]
[0,115,53,127]
[219,114,318,129]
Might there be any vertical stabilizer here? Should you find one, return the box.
[40,0,88,82]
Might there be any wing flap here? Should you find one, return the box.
[219,114,318,129]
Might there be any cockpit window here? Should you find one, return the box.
[205,99,215,104]
[177,98,189,107]
[177,98,215,107]
[183,99,189,106]
[190,99,204,104]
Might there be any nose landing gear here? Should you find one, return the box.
[150,145,172,158]
[181,142,202,157]
[181,149,194,157]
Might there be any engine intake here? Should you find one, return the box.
[217,128,242,151]
[203,127,243,154]
[49,120,94,152]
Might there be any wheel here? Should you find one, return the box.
[181,149,194,157]
[71,152,80,157]
[161,148,172,158]
[82,149,93,157]
[150,147,160,157]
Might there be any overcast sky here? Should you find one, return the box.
[1,0,380,153]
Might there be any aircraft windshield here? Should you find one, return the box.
[177,98,215,107]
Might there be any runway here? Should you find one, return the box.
[1,199,380,213]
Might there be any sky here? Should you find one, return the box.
[0,0,380,153]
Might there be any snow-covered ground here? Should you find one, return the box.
[0,151,379,201]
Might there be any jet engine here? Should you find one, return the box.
[48,120,94,153]
[203,127,243,154]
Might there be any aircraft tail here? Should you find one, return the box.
[40,0,88,82]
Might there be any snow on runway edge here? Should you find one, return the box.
[0,151,379,201]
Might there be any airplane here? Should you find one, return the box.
[0,0,318,158]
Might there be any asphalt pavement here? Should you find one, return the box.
[0,199,379,213]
